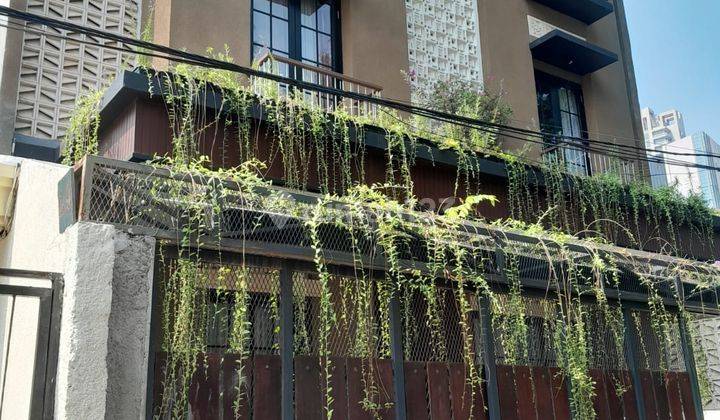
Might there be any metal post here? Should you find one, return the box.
[675,278,705,419]
[388,292,407,420]
[479,242,505,420]
[479,293,501,420]
[622,308,647,420]
[279,261,294,420]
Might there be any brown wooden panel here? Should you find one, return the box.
[496,365,519,420]
[189,353,222,420]
[549,367,572,420]
[640,371,659,420]
[664,372,684,420]
[376,360,396,420]
[589,369,611,420]
[619,370,640,420]
[404,362,430,420]
[448,363,475,420]
[513,366,537,420]
[532,367,555,419]
[426,362,451,420]
[604,371,624,420]
[651,371,670,420]
[677,373,698,420]
[329,357,349,420]
[295,355,322,420]
[253,355,281,420]
[222,354,251,419]
[346,358,372,420]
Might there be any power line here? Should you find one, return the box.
[3,5,720,172]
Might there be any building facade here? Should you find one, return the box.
[2,1,720,420]
[642,107,720,208]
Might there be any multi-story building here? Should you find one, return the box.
[1,1,720,419]
[662,131,720,209]
[642,107,720,207]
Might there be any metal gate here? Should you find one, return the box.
[0,268,62,419]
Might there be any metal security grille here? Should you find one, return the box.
[628,310,686,372]
[492,295,558,367]
[15,0,140,139]
[401,286,481,364]
[292,271,391,358]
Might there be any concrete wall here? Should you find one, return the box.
[56,222,156,420]
[0,157,156,418]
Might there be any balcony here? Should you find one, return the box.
[530,30,618,75]
[532,0,613,24]
[541,137,640,184]
[253,52,382,118]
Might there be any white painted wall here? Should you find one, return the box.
[0,156,73,273]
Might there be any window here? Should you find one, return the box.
[535,71,590,176]
[663,115,675,126]
[252,0,340,71]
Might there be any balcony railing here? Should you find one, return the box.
[253,51,382,118]
[541,138,640,184]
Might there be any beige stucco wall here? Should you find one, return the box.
[147,0,643,165]
[341,0,411,103]
[153,0,252,68]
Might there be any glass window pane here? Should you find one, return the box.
[254,0,270,13]
[570,115,582,137]
[272,0,288,19]
[272,17,289,53]
[558,88,569,112]
[253,44,269,61]
[318,33,332,67]
[253,11,271,48]
[301,0,317,29]
[301,27,317,61]
[567,90,578,114]
[318,2,331,34]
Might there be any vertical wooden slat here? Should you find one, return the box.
[253,355,282,419]
[329,357,349,420]
[651,371,670,420]
[496,365,519,420]
[376,360,396,420]
[677,373,698,420]
[664,372,684,420]
[513,366,537,420]
[346,358,372,420]
[590,369,611,420]
[619,370,640,420]
[222,355,251,420]
[448,363,472,420]
[404,362,430,420]
[426,362,451,420]
[640,371,659,420]
[295,356,322,420]
[532,367,555,419]
[605,371,625,420]
[549,367,572,420]
[189,353,222,420]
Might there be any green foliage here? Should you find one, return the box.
[62,89,105,165]
[61,50,720,419]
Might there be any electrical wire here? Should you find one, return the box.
[3,5,720,172]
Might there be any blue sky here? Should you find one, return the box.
[624,0,720,140]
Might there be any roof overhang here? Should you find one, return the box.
[530,30,618,75]
[532,0,613,24]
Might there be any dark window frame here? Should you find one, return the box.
[535,70,591,175]
[251,0,342,73]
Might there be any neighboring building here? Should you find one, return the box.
[641,107,686,188]
[663,131,720,209]
[3,1,720,420]
[642,107,720,208]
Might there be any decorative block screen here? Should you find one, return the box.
[405,0,483,101]
[14,0,140,139]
